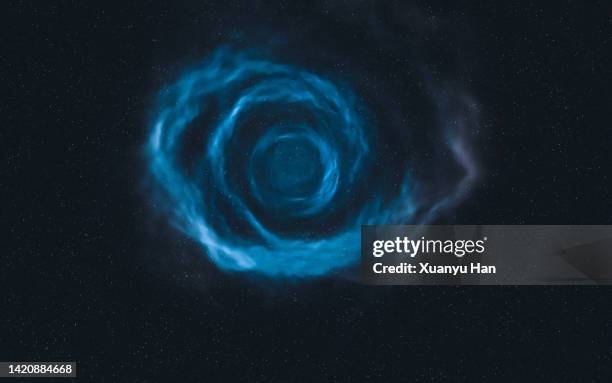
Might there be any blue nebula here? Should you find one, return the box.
[145,47,477,277]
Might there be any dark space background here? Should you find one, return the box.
[3,1,612,381]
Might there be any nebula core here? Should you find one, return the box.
[145,47,478,277]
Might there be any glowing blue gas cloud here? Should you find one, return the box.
[145,47,477,277]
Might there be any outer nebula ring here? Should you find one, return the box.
[145,47,477,277]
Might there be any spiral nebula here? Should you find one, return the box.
[146,47,477,277]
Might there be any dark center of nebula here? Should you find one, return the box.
[250,130,328,217]
[265,136,322,197]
